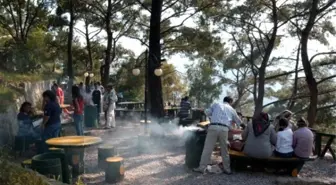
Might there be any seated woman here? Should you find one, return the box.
[274,118,294,158]
[17,102,41,140]
[242,112,277,158]
[293,117,314,159]
[274,110,296,131]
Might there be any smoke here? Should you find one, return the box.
[136,118,204,153]
[102,114,204,156]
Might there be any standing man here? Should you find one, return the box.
[178,96,192,126]
[103,83,118,129]
[97,82,104,94]
[178,96,191,118]
[194,96,242,174]
[52,83,64,105]
[92,83,102,125]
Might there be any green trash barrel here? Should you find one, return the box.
[185,129,207,169]
[32,152,71,184]
[84,105,98,128]
[32,154,63,182]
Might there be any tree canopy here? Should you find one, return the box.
[1,0,336,126]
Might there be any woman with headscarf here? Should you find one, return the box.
[242,112,277,158]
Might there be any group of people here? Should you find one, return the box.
[242,110,314,161]
[194,96,314,175]
[17,89,63,153]
[16,81,119,153]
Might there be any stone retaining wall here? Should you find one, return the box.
[0,80,54,145]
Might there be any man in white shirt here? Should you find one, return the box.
[194,96,242,174]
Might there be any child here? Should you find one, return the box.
[274,118,294,158]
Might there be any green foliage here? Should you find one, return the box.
[0,147,48,185]
[187,61,222,107]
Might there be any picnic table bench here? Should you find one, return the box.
[229,150,316,177]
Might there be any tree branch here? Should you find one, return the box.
[317,0,336,14]
[309,51,336,63]
[126,35,149,47]
[162,0,179,13]
[160,3,214,35]
[265,60,336,80]
[295,103,336,114]
[262,88,336,108]
[134,0,151,13]
[317,75,336,85]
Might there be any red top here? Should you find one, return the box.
[56,87,64,104]
[73,97,84,115]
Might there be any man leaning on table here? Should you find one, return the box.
[193,96,242,174]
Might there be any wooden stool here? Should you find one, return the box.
[49,147,64,153]
[21,159,32,168]
[105,157,124,183]
[98,145,115,169]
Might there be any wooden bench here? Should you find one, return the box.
[229,150,316,177]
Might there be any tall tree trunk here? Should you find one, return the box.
[287,43,300,110]
[85,19,93,86]
[301,0,319,127]
[253,0,278,117]
[67,0,74,88]
[148,0,164,119]
[102,0,112,87]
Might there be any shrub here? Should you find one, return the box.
[0,147,48,185]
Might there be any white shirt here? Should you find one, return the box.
[205,102,241,128]
[276,128,294,153]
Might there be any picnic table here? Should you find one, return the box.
[313,131,336,160]
[46,136,102,177]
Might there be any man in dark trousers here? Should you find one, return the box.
[92,82,102,124]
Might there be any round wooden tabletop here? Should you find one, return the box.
[60,104,71,109]
[46,136,102,148]
[106,156,123,162]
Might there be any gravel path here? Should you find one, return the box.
[80,122,336,185]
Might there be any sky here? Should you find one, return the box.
[74,5,336,105]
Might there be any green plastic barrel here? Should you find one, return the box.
[32,152,71,184]
[32,154,63,182]
[185,129,206,169]
[84,105,98,128]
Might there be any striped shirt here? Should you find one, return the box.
[179,100,191,118]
